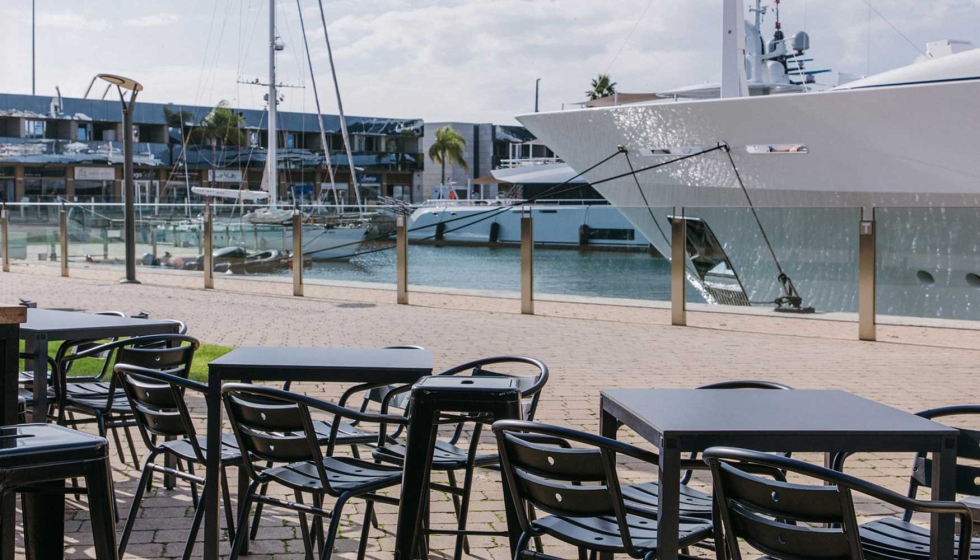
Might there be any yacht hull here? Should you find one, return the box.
[518,80,980,319]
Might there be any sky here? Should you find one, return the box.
[1,0,979,124]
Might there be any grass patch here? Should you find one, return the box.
[18,340,233,383]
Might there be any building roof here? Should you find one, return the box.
[0,93,423,136]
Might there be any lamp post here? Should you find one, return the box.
[97,74,143,284]
[534,78,540,112]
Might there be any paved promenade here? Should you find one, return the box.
[3,265,980,559]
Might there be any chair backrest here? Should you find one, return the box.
[441,356,549,421]
[493,420,647,558]
[706,448,864,560]
[223,384,397,493]
[904,405,980,519]
[115,365,205,461]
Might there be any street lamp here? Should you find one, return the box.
[97,74,143,284]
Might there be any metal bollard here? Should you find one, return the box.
[858,212,876,341]
[151,227,157,258]
[671,210,687,326]
[397,214,408,305]
[203,207,213,289]
[1,204,9,273]
[292,214,303,297]
[60,206,68,277]
[102,227,109,260]
[521,208,534,315]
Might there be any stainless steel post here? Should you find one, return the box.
[292,214,303,297]
[121,101,138,284]
[671,210,687,326]
[151,226,157,258]
[521,208,534,315]
[396,214,408,305]
[59,205,68,277]
[858,212,876,341]
[203,204,213,289]
[1,205,8,273]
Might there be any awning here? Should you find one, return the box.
[471,174,508,185]
[490,163,587,185]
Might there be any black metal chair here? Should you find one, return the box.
[0,424,119,560]
[371,355,550,560]
[222,383,406,560]
[53,334,199,478]
[115,365,243,560]
[833,405,980,559]
[623,380,792,520]
[705,446,974,560]
[492,420,713,560]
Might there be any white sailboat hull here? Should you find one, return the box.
[518,79,980,319]
[211,222,367,261]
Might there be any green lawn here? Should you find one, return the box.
[18,340,233,383]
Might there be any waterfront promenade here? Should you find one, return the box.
[3,265,979,559]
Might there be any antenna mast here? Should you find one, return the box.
[267,0,278,207]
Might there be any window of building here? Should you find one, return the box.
[286,133,296,150]
[77,123,92,142]
[25,120,45,139]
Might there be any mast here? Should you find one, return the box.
[721,0,749,98]
[316,0,363,217]
[267,0,278,207]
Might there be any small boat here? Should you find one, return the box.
[220,250,289,274]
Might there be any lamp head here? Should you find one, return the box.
[97,74,143,92]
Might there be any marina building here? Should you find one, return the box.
[0,93,424,205]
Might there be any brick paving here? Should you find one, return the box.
[2,265,980,559]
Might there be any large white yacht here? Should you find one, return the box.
[517,0,980,319]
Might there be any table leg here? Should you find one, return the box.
[599,404,620,440]
[931,436,957,560]
[657,439,681,560]
[23,480,65,560]
[0,323,18,560]
[31,336,47,423]
[393,402,438,560]
[202,374,222,559]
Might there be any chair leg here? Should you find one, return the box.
[184,461,199,508]
[123,424,141,468]
[84,457,120,560]
[294,490,316,560]
[453,461,479,559]
[118,451,158,557]
[312,493,326,554]
[229,481,258,560]
[528,505,544,552]
[357,499,375,560]
[181,483,208,560]
[319,494,350,560]
[249,461,273,540]
[515,532,532,560]
[220,466,236,542]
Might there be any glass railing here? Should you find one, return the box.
[875,207,980,324]
[531,205,674,304]
[3,201,978,332]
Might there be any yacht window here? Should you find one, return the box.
[746,144,809,154]
[640,146,705,157]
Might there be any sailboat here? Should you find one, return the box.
[194,0,368,261]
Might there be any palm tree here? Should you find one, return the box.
[427,126,468,185]
[586,74,617,100]
[189,100,247,148]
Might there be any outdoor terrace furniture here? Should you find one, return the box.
[372,355,549,560]
[19,308,182,422]
[222,384,406,560]
[705,446,974,560]
[115,365,243,560]
[492,419,713,560]
[1,424,119,560]
[623,380,793,521]
[833,405,980,559]
[600,388,963,560]
[53,334,199,471]
[202,346,433,559]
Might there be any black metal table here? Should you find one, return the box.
[21,309,181,423]
[600,388,959,560]
[204,346,434,559]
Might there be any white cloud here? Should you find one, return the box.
[123,14,179,28]
[36,11,109,32]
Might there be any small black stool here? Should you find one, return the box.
[1,424,118,560]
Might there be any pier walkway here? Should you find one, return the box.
[2,265,979,559]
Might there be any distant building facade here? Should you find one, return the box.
[0,93,424,205]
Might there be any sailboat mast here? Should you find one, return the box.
[267,0,278,207]
[315,0,363,217]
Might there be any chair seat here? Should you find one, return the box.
[263,457,403,496]
[64,394,134,415]
[860,517,980,560]
[622,481,714,519]
[65,382,122,399]
[160,433,244,465]
[18,371,51,385]
[311,419,376,445]
[372,440,498,470]
[532,513,712,554]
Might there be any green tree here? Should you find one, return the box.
[586,73,617,100]
[163,106,194,145]
[189,100,247,148]
[427,126,468,185]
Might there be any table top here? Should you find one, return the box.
[208,346,434,383]
[602,389,955,451]
[20,309,180,341]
